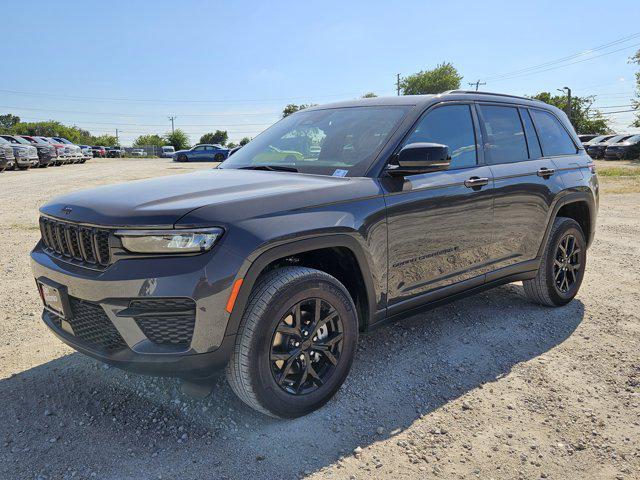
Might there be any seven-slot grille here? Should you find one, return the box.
[39,217,111,268]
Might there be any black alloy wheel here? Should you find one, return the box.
[270,298,344,395]
[553,233,581,293]
[214,153,225,162]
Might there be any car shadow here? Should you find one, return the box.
[0,283,584,480]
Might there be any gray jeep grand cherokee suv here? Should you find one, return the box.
[31,91,598,418]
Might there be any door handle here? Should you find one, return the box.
[537,167,555,178]
[464,177,489,189]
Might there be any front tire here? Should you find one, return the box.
[178,154,188,162]
[226,267,358,418]
[523,217,586,307]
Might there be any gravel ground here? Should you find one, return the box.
[0,158,638,480]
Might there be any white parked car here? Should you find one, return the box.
[160,145,175,158]
[131,148,145,157]
[52,137,84,163]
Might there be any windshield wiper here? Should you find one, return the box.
[238,165,298,172]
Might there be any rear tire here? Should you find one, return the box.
[178,154,188,162]
[226,266,358,418]
[214,153,225,162]
[523,217,586,307]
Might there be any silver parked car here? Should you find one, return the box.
[0,134,38,169]
[0,137,16,172]
[78,145,94,163]
[52,137,83,163]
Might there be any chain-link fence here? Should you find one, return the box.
[123,146,175,158]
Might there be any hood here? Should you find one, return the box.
[39,168,380,227]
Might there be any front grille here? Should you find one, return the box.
[39,217,111,268]
[130,298,196,347]
[51,297,127,352]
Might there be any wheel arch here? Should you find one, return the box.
[224,235,377,338]
[538,192,596,259]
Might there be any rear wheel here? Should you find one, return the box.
[523,217,586,307]
[214,153,225,162]
[178,154,188,162]
[226,267,358,418]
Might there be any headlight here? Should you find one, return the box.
[115,228,223,254]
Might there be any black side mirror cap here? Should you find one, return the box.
[387,142,451,177]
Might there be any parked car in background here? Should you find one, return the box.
[78,145,93,163]
[160,145,175,158]
[578,134,599,144]
[0,137,16,172]
[604,134,640,160]
[585,134,625,159]
[37,137,69,165]
[131,148,145,157]
[173,144,229,162]
[107,146,126,158]
[18,135,57,167]
[227,145,242,157]
[0,134,39,169]
[52,137,83,163]
[91,146,107,158]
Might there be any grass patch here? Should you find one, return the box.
[597,166,640,177]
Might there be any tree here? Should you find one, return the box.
[361,92,377,98]
[531,92,611,134]
[133,134,165,148]
[0,113,20,131]
[164,129,190,150]
[227,142,237,149]
[92,134,118,146]
[400,62,462,95]
[200,130,228,145]
[631,49,640,127]
[239,136,251,146]
[282,103,316,117]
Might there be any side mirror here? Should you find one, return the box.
[388,142,451,176]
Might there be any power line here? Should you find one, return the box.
[479,32,640,82]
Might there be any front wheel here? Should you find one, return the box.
[523,217,586,307]
[226,267,358,418]
[214,153,225,162]
[178,154,188,162]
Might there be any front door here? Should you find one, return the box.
[383,103,494,310]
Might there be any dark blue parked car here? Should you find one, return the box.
[173,144,229,162]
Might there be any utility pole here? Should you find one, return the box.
[558,87,572,124]
[468,80,486,91]
[115,129,119,143]
[396,74,401,96]
[168,116,176,133]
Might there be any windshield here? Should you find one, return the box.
[219,106,409,177]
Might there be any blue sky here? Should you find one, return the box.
[4,0,639,144]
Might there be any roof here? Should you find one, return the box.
[306,90,547,111]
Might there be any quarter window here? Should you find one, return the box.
[479,105,528,164]
[404,104,477,169]
[530,109,577,156]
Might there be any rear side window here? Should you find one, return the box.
[530,109,577,156]
[478,105,528,164]
[519,108,542,159]
[404,104,477,168]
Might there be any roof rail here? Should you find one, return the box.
[444,90,544,103]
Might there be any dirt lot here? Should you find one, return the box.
[0,158,638,480]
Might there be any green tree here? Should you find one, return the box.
[531,92,611,134]
[227,142,237,149]
[361,92,377,98]
[133,134,165,147]
[200,130,228,145]
[631,49,640,127]
[0,113,20,131]
[282,103,317,117]
[400,62,462,95]
[165,129,190,150]
[92,134,118,146]
[239,136,251,146]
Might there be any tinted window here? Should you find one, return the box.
[479,105,528,164]
[520,108,542,159]
[530,109,577,156]
[404,104,477,168]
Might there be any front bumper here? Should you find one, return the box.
[31,242,246,379]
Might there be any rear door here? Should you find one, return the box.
[384,103,494,309]
[478,104,565,274]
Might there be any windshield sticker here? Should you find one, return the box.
[332,169,348,177]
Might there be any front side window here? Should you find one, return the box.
[479,105,528,164]
[530,109,577,156]
[193,146,205,151]
[219,106,409,177]
[403,104,477,169]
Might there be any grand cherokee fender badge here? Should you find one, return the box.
[61,206,73,215]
